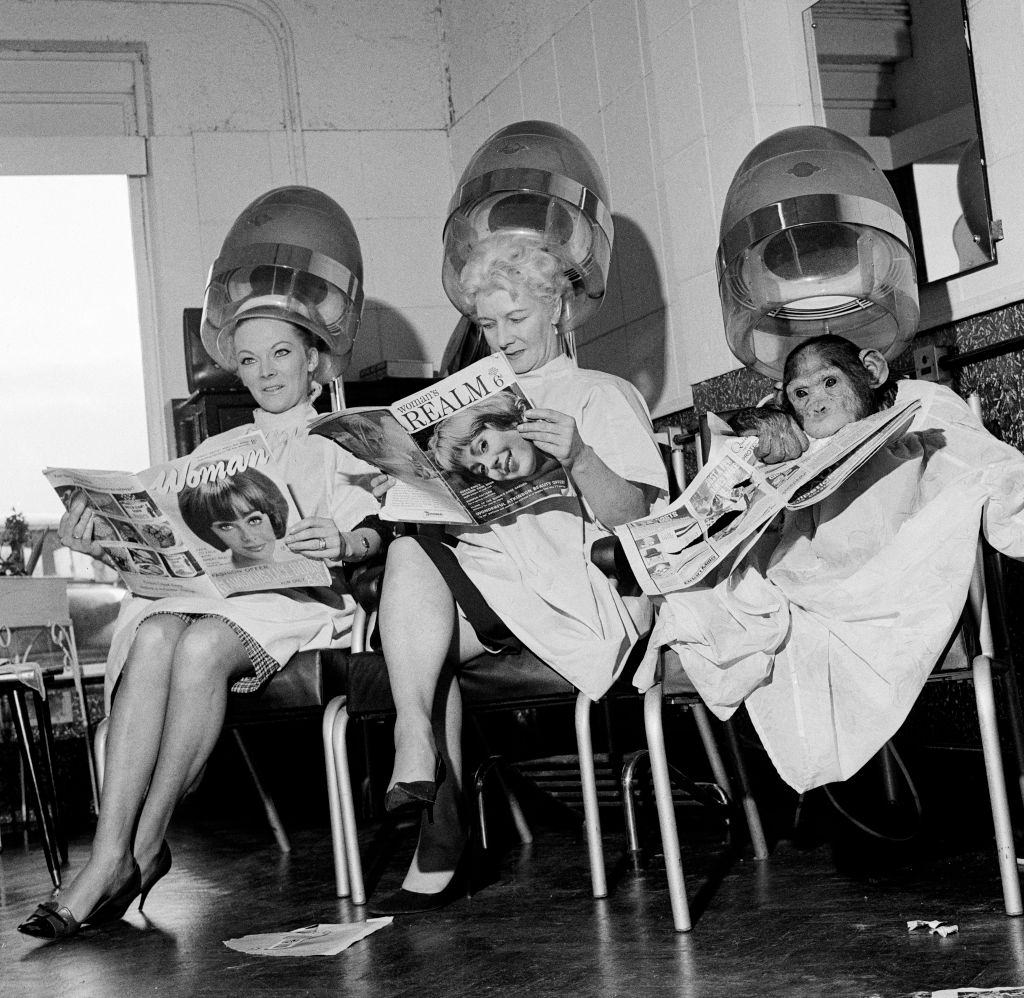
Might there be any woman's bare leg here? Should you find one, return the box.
[46,617,251,918]
[400,631,480,894]
[379,537,462,789]
[50,615,188,919]
[379,537,490,894]
[131,618,251,874]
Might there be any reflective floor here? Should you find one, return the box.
[2,809,1024,998]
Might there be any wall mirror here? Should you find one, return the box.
[808,0,997,286]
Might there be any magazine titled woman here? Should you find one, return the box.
[44,430,330,598]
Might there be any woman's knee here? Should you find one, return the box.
[127,616,186,668]
[381,537,454,618]
[170,620,248,687]
[385,535,436,575]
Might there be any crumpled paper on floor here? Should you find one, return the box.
[224,918,392,956]
[907,918,959,937]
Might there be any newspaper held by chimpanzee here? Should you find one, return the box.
[309,353,574,525]
[44,430,330,599]
[616,397,922,596]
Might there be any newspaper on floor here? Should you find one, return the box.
[930,990,1024,997]
[615,397,922,596]
[224,918,392,956]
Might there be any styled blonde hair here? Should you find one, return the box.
[458,232,571,314]
[428,391,529,479]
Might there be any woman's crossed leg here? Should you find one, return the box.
[54,614,252,920]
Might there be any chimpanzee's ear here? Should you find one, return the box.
[858,348,889,388]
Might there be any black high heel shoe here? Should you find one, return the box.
[138,840,172,913]
[18,860,141,940]
[385,756,446,823]
[367,843,474,916]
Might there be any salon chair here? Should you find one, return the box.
[321,590,620,906]
[818,399,1024,918]
[92,566,379,861]
[643,397,1024,929]
[319,427,771,910]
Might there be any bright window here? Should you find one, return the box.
[0,175,149,524]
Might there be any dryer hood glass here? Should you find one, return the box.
[201,186,364,382]
[442,121,613,331]
[717,126,919,380]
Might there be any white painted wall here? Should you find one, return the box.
[1,0,458,460]
[441,0,1024,413]
[442,0,818,415]
[5,0,1024,443]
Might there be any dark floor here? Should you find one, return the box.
[2,801,1024,998]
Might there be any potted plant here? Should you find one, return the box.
[0,510,30,576]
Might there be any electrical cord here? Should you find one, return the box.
[822,742,923,842]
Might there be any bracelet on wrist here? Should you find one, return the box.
[344,533,371,561]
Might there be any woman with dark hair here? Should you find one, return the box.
[179,465,289,567]
[369,231,668,914]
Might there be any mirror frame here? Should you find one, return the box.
[802,0,998,316]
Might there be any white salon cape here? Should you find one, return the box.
[635,380,1024,792]
[451,354,669,701]
[103,398,378,708]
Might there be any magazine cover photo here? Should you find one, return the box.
[311,353,575,524]
[44,430,330,598]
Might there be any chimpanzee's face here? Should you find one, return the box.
[783,347,875,438]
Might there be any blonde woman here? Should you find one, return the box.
[370,232,668,914]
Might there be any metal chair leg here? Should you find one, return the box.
[720,716,769,861]
[575,691,607,898]
[6,688,62,889]
[331,704,366,905]
[973,653,1023,916]
[322,695,351,898]
[644,683,691,931]
[65,623,100,813]
[232,729,290,853]
[493,765,533,846]
[31,688,67,864]
[473,754,534,851]
[620,749,649,869]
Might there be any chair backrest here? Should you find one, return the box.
[0,577,71,630]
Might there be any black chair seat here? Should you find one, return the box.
[344,649,575,718]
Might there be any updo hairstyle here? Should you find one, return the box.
[458,232,571,316]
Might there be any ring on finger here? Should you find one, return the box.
[317,537,327,550]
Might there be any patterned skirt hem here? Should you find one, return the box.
[150,611,283,694]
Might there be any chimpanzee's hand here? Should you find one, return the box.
[729,407,809,464]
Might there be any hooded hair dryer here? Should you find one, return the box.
[200,186,364,384]
[442,120,613,333]
[716,125,919,381]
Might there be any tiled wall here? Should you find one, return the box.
[441,0,818,417]
[8,0,1024,445]
[3,0,459,460]
[440,0,1024,428]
